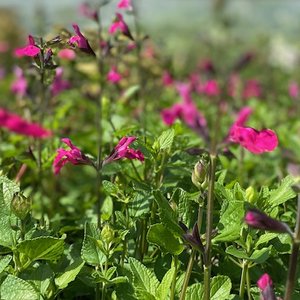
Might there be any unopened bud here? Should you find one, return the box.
[245,186,256,203]
[191,161,207,190]
[244,209,292,236]
[11,193,32,220]
[101,224,114,244]
[257,273,276,300]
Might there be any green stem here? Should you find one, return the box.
[239,260,248,298]
[203,154,217,300]
[179,250,196,300]
[284,195,300,300]
[170,256,178,300]
[246,266,252,300]
[95,282,101,300]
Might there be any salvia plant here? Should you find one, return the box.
[0,0,300,299]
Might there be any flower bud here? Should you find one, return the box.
[245,186,256,203]
[11,193,32,220]
[257,273,276,300]
[191,160,207,189]
[179,222,204,253]
[101,224,115,244]
[244,209,292,236]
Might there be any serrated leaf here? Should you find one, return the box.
[155,129,175,150]
[186,283,204,300]
[1,275,39,300]
[17,236,65,263]
[128,257,159,296]
[153,190,184,236]
[0,175,20,209]
[147,223,184,255]
[210,276,232,300]
[102,180,119,195]
[135,290,157,300]
[81,223,106,266]
[268,176,296,207]
[0,255,12,273]
[156,267,175,300]
[55,258,84,289]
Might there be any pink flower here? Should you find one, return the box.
[109,13,133,40]
[103,137,144,165]
[117,0,132,10]
[58,49,76,61]
[162,71,174,87]
[79,2,98,21]
[227,73,241,98]
[69,24,95,56]
[107,67,122,84]
[228,107,278,154]
[50,67,71,96]
[203,80,219,97]
[199,59,215,75]
[10,67,27,97]
[242,79,261,99]
[0,108,51,138]
[257,274,276,300]
[14,35,40,58]
[53,138,93,175]
[289,81,299,99]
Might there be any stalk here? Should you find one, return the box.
[239,260,248,298]
[170,255,178,300]
[284,195,300,300]
[179,250,196,300]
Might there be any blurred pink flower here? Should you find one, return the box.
[58,49,76,60]
[79,2,98,21]
[289,81,299,99]
[228,107,278,154]
[257,273,276,300]
[203,80,219,97]
[0,108,51,138]
[103,136,144,165]
[53,138,92,175]
[199,58,215,75]
[69,24,95,56]
[117,0,132,10]
[50,67,71,96]
[107,67,122,84]
[10,66,27,97]
[162,71,174,87]
[227,73,241,98]
[0,41,9,53]
[242,79,261,99]
[109,13,133,40]
[14,35,40,58]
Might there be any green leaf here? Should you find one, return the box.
[0,255,12,273]
[210,276,232,300]
[103,180,119,195]
[1,275,39,300]
[81,223,106,266]
[0,175,20,209]
[255,233,278,248]
[147,223,184,255]
[153,190,184,236]
[268,176,296,207]
[249,247,270,264]
[155,129,175,150]
[17,236,65,264]
[225,246,249,260]
[186,283,204,300]
[156,267,175,300]
[128,257,159,296]
[121,85,140,101]
[55,258,85,289]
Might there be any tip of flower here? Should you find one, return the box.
[257,273,273,291]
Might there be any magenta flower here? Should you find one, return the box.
[79,2,98,21]
[257,274,276,300]
[50,67,71,96]
[69,24,95,56]
[289,81,299,99]
[53,138,92,175]
[162,71,174,87]
[245,208,292,235]
[103,136,144,165]
[0,108,51,138]
[107,67,122,84]
[228,107,278,154]
[14,35,40,58]
[58,49,76,61]
[242,79,261,99]
[10,67,27,97]
[117,0,132,10]
[203,80,219,97]
[109,13,133,40]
